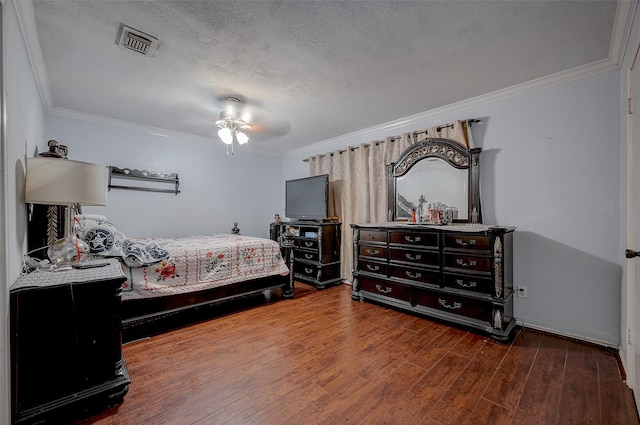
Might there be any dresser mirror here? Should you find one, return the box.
[387,138,482,223]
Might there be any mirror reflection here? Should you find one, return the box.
[395,158,468,220]
[387,138,482,223]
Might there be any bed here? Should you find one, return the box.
[76,215,293,340]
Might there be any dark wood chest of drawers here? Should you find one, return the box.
[282,222,341,288]
[352,224,515,340]
[10,260,130,424]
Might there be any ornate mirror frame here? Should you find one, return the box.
[387,138,482,223]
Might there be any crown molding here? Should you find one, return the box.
[283,2,639,159]
[283,57,620,159]
[611,0,638,66]
[48,106,283,159]
[13,0,53,110]
[16,0,637,161]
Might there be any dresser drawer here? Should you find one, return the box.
[444,234,491,251]
[359,244,387,259]
[358,259,387,276]
[389,231,438,248]
[443,272,493,296]
[389,264,440,286]
[293,262,340,283]
[415,288,492,323]
[444,253,491,273]
[359,229,387,244]
[389,247,439,267]
[297,238,318,250]
[295,250,319,263]
[360,276,411,302]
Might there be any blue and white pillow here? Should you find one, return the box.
[76,214,169,267]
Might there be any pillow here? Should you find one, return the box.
[76,215,128,257]
[76,214,108,222]
[120,239,169,268]
[75,215,169,267]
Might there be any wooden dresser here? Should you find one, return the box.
[351,223,515,340]
[283,221,341,288]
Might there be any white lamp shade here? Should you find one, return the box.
[25,157,108,206]
[236,131,249,145]
[218,127,233,144]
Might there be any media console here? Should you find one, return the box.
[274,221,342,289]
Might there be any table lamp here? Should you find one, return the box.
[25,157,108,268]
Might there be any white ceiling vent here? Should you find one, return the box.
[116,24,159,56]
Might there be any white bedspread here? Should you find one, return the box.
[120,234,289,300]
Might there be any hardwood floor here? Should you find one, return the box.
[80,283,639,425]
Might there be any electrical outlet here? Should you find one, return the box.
[516,286,528,299]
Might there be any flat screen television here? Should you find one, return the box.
[285,175,329,221]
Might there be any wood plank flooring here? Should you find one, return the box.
[79,283,639,425]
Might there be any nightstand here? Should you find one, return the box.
[10,259,130,424]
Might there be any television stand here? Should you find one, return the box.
[276,221,342,289]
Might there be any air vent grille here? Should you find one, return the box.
[117,24,159,56]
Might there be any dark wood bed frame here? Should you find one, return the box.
[121,273,294,342]
[120,235,296,342]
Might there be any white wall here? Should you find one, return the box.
[2,1,47,423]
[45,115,283,239]
[283,69,623,346]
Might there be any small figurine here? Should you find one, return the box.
[40,139,68,158]
[231,222,240,234]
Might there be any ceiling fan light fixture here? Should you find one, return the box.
[236,131,249,145]
[218,127,233,144]
[215,97,255,154]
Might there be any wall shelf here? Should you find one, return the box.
[108,166,180,195]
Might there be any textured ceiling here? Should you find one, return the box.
[25,1,621,154]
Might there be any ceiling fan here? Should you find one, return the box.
[215,96,290,156]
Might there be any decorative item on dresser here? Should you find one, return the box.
[279,221,342,289]
[352,137,516,341]
[351,223,515,340]
[10,259,130,424]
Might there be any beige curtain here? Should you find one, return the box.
[307,119,473,282]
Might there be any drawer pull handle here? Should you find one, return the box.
[366,264,380,271]
[375,284,392,294]
[366,248,380,255]
[405,236,421,242]
[405,253,422,261]
[455,238,477,246]
[405,271,422,279]
[304,268,314,274]
[304,241,314,247]
[456,279,477,288]
[456,259,477,267]
[438,298,462,310]
[369,234,377,239]
[304,253,314,259]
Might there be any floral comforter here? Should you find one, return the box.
[120,234,289,300]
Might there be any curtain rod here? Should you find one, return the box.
[302,118,481,162]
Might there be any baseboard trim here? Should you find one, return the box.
[515,320,618,351]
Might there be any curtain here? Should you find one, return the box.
[307,119,473,282]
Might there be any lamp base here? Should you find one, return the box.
[47,235,90,268]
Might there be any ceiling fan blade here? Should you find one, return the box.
[214,94,290,140]
[250,119,292,140]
